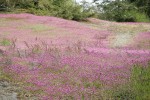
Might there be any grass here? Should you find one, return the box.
[108,24,150,34]
[0,14,149,99]
[0,66,38,99]
[0,67,12,82]
[21,24,54,32]
[27,24,51,32]
[112,63,150,100]
[131,64,150,100]
[0,38,11,46]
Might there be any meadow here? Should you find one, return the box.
[0,13,150,99]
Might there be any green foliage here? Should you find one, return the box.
[112,63,150,100]
[72,5,86,21]
[0,0,32,9]
[0,0,90,21]
[126,10,149,22]
[0,38,11,46]
[126,0,150,17]
[113,88,135,100]
[27,8,49,16]
[131,64,150,100]
[95,0,150,22]
[97,1,136,22]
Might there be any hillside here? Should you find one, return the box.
[0,14,150,99]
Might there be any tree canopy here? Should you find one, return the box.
[94,0,150,22]
[0,0,149,22]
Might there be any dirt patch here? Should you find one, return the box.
[109,33,134,47]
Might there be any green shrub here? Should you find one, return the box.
[0,0,90,21]
[97,0,150,22]
[100,9,150,22]
[124,10,150,22]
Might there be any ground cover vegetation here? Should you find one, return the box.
[0,0,150,99]
[0,13,150,99]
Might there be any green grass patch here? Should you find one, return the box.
[0,38,11,46]
[21,23,54,32]
[27,24,50,32]
[112,63,150,100]
[131,64,150,100]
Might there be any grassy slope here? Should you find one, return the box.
[0,14,150,99]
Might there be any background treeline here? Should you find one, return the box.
[0,0,150,22]
[0,0,95,21]
[95,0,150,22]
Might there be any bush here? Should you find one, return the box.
[124,10,150,22]
[100,9,150,22]
[27,8,51,16]
[0,0,89,21]
[97,1,150,22]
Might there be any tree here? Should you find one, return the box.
[94,0,149,22]
[126,0,150,17]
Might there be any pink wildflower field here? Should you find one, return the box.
[0,13,150,99]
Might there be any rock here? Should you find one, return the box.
[0,81,18,100]
[0,92,17,100]
[0,81,9,88]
